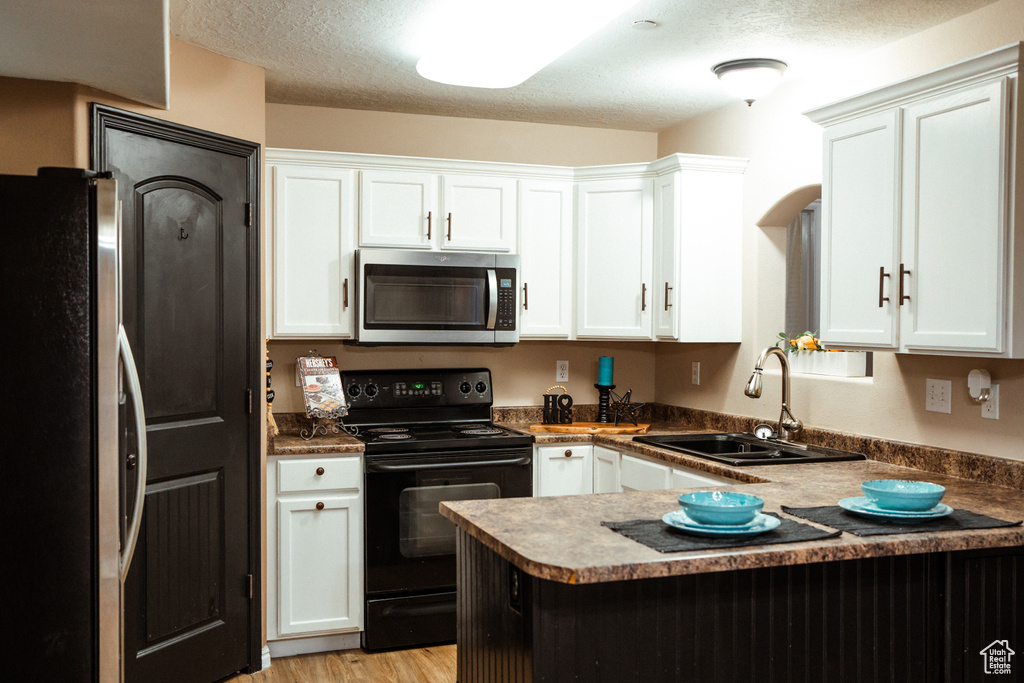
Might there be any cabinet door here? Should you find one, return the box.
[536,445,593,497]
[819,110,901,349]
[270,164,356,338]
[359,169,437,249]
[670,466,735,488]
[518,180,573,338]
[277,495,363,636]
[620,453,670,492]
[653,173,679,339]
[899,80,1009,354]
[676,169,744,342]
[576,178,654,338]
[440,174,517,252]
[592,446,621,494]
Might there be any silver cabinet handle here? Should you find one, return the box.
[664,282,672,311]
[119,325,147,582]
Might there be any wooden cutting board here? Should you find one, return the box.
[529,422,651,434]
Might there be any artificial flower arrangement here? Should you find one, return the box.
[776,330,826,353]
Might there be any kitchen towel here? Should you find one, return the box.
[602,513,840,553]
[781,505,1022,537]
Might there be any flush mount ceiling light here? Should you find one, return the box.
[712,58,788,106]
[415,0,641,89]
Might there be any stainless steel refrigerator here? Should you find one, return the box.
[1,168,146,682]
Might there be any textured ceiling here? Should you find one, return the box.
[171,0,996,131]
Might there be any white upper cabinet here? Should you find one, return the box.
[268,163,356,339]
[818,110,901,349]
[576,176,654,339]
[358,169,437,249]
[440,174,517,251]
[518,179,574,338]
[660,158,747,342]
[899,80,1008,354]
[359,169,515,252]
[807,44,1021,357]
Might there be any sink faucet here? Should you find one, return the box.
[744,346,803,441]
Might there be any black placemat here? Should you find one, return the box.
[781,505,1022,537]
[601,512,841,553]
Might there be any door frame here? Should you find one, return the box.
[91,104,263,674]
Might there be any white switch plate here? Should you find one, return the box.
[691,361,700,385]
[982,383,999,420]
[926,378,951,414]
[556,360,569,383]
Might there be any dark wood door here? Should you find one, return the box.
[93,106,261,682]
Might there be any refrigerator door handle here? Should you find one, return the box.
[119,325,147,581]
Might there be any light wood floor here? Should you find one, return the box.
[222,645,456,683]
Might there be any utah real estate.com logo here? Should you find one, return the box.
[980,640,1015,675]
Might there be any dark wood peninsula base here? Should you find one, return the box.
[456,529,1023,683]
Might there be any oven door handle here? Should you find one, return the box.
[485,268,498,330]
[367,456,531,472]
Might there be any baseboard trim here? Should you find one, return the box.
[261,645,271,670]
[268,632,362,658]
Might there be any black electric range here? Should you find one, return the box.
[342,368,533,652]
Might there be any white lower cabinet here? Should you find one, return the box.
[535,444,593,496]
[267,454,363,653]
[536,443,736,497]
[592,446,621,493]
[620,453,671,492]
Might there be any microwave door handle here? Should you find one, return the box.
[486,269,498,329]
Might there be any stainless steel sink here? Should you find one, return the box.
[632,433,866,467]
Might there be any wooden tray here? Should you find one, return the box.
[529,422,651,435]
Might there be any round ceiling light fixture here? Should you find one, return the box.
[712,58,788,106]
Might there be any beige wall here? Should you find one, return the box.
[266,104,661,410]
[266,103,658,166]
[269,340,656,414]
[655,0,1024,461]
[0,78,79,175]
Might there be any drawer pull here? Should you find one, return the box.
[316,467,325,475]
[564,449,573,457]
[316,501,325,511]
[878,266,890,308]
[899,263,911,305]
[426,211,432,240]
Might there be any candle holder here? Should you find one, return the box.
[595,383,615,423]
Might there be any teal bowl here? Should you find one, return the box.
[677,491,765,525]
[861,479,945,511]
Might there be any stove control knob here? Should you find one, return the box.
[347,384,361,398]
[475,381,487,394]
[364,383,379,398]
[459,381,472,394]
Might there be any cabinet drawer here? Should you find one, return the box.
[278,456,361,494]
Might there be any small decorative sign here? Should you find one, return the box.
[297,355,348,421]
[542,385,573,424]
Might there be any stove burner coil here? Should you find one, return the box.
[367,427,410,434]
[452,423,485,430]
[458,428,504,437]
[377,433,414,441]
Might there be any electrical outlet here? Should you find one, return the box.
[295,365,301,387]
[691,361,700,386]
[925,378,951,414]
[556,360,569,383]
[982,383,1000,420]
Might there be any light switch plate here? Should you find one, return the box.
[926,378,951,414]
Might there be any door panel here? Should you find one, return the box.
[95,106,258,683]
[819,109,900,349]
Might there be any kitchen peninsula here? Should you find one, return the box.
[441,434,1024,683]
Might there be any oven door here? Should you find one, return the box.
[354,249,519,345]
[364,447,532,596]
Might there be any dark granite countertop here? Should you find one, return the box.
[441,429,1024,585]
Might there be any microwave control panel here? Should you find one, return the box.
[495,269,516,331]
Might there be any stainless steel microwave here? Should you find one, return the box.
[350,249,520,346]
